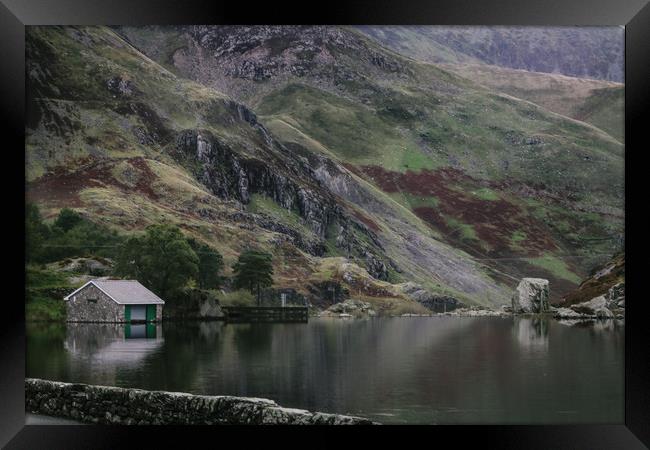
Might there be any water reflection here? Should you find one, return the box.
[514,317,549,353]
[125,323,157,339]
[26,317,624,424]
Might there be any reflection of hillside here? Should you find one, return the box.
[185,318,478,414]
[27,317,623,424]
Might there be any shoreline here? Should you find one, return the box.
[25,378,377,425]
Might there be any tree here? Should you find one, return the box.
[232,250,274,305]
[188,239,224,290]
[53,208,83,232]
[115,224,199,299]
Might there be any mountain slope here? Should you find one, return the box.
[116,25,624,301]
[355,26,624,82]
[26,25,624,307]
[26,25,522,308]
[436,63,624,142]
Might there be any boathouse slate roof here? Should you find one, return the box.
[64,280,165,305]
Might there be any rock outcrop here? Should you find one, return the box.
[171,129,391,278]
[399,282,461,313]
[47,257,113,276]
[511,278,550,313]
[562,253,624,306]
[322,299,376,317]
[557,282,625,320]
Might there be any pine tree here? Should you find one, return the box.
[232,250,274,305]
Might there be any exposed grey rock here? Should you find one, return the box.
[324,299,376,317]
[365,252,388,281]
[570,295,607,316]
[172,129,388,278]
[444,306,505,317]
[26,378,376,425]
[107,76,136,97]
[595,307,614,319]
[511,278,550,313]
[49,257,113,276]
[605,282,624,309]
[399,282,461,312]
[553,307,587,319]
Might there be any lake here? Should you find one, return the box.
[26,316,624,424]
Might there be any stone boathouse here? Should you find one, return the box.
[64,280,164,323]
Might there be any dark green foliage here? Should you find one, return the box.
[115,224,199,299]
[25,204,124,263]
[232,250,274,305]
[53,208,83,232]
[188,238,224,289]
[25,266,73,322]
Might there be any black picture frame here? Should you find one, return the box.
[2,0,648,448]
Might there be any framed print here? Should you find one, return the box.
[1,0,649,448]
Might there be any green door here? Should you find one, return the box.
[146,305,156,322]
[125,305,131,322]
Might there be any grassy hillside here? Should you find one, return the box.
[436,63,624,142]
[26,25,625,307]
[26,26,517,309]
[115,25,625,299]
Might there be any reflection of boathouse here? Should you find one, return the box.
[64,280,164,323]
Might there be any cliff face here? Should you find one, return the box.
[171,127,389,279]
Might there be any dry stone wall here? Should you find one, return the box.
[25,378,375,425]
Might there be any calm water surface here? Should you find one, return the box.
[26,317,624,424]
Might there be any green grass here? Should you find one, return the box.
[471,187,500,201]
[26,265,71,289]
[575,86,624,142]
[388,192,439,209]
[257,83,438,172]
[26,298,66,322]
[511,230,527,243]
[218,290,256,307]
[247,193,317,239]
[444,216,478,242]
[526,254,581,284]
[25,265,72,322]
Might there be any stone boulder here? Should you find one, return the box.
[511,278,550,313]
[569,295,607,316]
[553,307,586,319]
[569,292,620,320]
[322,299,376,317]
[399,282,461,313]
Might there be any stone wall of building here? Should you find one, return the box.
[25,378,375,425]
[66,284,124,323]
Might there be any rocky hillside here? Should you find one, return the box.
[26,26,624,308]
[355,26,624,82]
[561,252,624,306]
